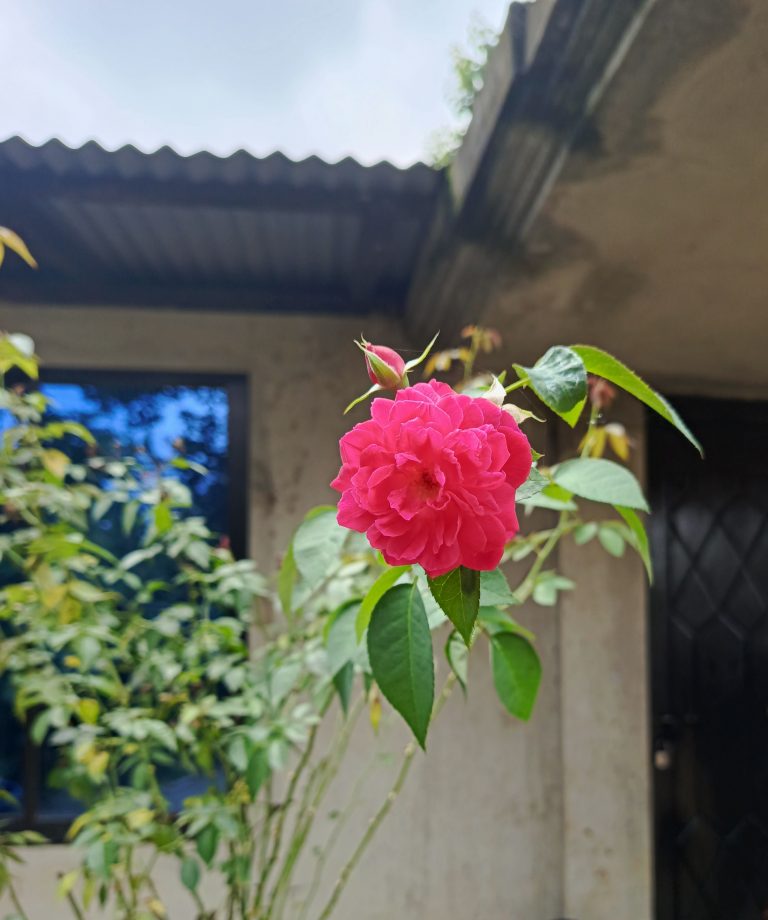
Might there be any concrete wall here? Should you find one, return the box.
[0,302,650,919]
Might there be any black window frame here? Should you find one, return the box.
[2,367,249,838]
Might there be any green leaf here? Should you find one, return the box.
[516,466,548,501]
[121,545,163,570]
[478,607,536,642]
[554,458,648,511]
[184,541,210,570]
[277,543,297,616]
[195,825,219,867]
[122,501,139,536]
[170,457,208,475]
[571,345,702,455]
[427,566,480,646]
[355,565,411,641]
[91,495,113,522]
[154,502,173,535]
[479,568,518,608]
[333,661,355,715]
[597,526,625,557]
[403,331,440,372]
[180,857,200,892]
[531,571,575,606]
[367,583,434,748]
[519,482,578,512]
[69,581,110,603]
[573,522,598,545]
[293,508,346,587]
[445,631,468,695]
[326,602,368,676]
[245,748,269,798]
[228,736,249,773]
[490,633,542,721]
[343,382,382,415]
[512,346,587,426]
[63,421,94,443]
[616,505,653,582]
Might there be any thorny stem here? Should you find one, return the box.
[515,511,570,603]
[296,746,381,920]
[462,327,482,382]
[257,776,274,879]
[504,376,528,393]
[292,509,571,920]
[8,880,32,920]
[265,695,365,920]
[64,888,86,920]
[313,674,457,920]
[252,690,334,915]
[581,403,600,458]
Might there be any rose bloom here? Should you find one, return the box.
[331,381,532,577]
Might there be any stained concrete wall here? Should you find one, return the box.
[0,303,634,920]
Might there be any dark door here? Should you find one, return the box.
[650,399,768,920]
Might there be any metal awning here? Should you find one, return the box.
[0,136,442,315]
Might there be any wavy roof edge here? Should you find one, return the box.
[0,135,440,194]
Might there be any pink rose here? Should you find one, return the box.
[331,381,532,577]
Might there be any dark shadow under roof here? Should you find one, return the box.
[0,136,443,315]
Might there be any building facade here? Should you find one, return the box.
[1,0,767,916]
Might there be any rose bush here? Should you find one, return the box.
[0,297,701,919]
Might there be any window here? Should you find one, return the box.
[0,370,248,834]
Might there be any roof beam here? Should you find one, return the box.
[0,168,437,217]
[0,276,405,316]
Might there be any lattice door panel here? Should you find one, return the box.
[650,400,768,920]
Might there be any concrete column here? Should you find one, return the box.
[558,400,653,920]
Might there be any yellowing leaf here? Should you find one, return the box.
[126,807,154,831]
[82,875,95,908]
[368,688,382,734]
[57,869,79,900]
[41,583,68,611]
[74,741,95,765]
[76,699,100,725]
[0,334,39,378]
[87,750,109,781]
[63,655,82,669]
[502,404,544,425]
[42,449,70,480]
[578,427,607,458]
[58,596,82,624]
[0,227,38,269]
[148,898,167,918]
[423,347,469,378]
[67,811,91,840]
[605,423,630,461]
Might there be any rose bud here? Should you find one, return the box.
[361,343,408,390]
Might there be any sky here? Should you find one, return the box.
[3,1,513,167]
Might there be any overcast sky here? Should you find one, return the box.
[3,1,513,167]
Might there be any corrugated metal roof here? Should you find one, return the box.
[0,136,443,315]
